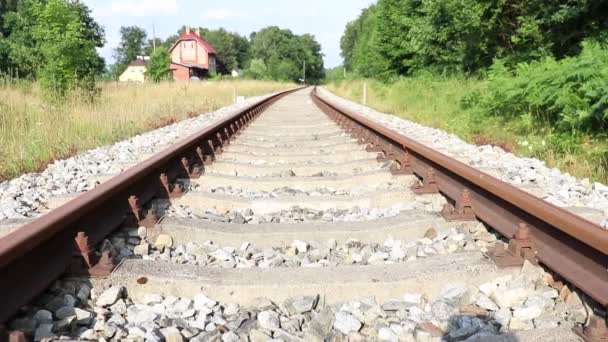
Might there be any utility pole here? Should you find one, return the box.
[303,60,306,84]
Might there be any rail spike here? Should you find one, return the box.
[489,223,537,267]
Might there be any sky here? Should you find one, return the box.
[83,0,375,68]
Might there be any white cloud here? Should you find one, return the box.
[104,0,179,17]
[200,8,247,21]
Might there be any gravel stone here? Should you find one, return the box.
[258,310,280,330]
[333,311,362,334]
[96,286,123,307]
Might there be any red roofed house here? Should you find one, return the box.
[169,27,217,80]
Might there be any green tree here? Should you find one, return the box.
[3,0,40,78]
[249,26,324,83]
[243,58,268,80]
[113,26,147,78]
[30,0,104,95]
[341,0,608,77]
[201,28,239,74]
[0,0,18,74]
[145,48,172,82]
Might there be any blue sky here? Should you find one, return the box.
[83,0,374,68]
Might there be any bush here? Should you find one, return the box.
[472,42,608,134]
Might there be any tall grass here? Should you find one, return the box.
[0,80,293,181]
[327,78,608,182]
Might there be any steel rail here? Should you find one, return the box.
[311,87,608,307]
[0,87,303,324]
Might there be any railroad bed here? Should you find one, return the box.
[1,88,605,342]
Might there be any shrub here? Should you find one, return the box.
[473,42,608,134]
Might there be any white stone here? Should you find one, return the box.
[194,293,217,310]
[160,326,183,342]
[79,328,97,340]
[74,307,93,325]
[491,288,529,308]
[155,234,173,249]
[333,311,361,334]
[134,243,150,256]
[96,286,123,307]
[378,327,399,342]
[403,293,422,305]
[143,293,164,305]
[476,294,498,311]
[221,331,240,342]
[513,305,543,321]
[291,240,309,254]
[137,226,147,239]
[258,310,280,330]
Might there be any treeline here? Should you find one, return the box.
[111,25,325,84]
[341,0,608,78]
[0,0,325,97]
[339,0,608,134]
[0,0,104,96]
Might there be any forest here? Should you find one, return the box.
[331,0,608,181]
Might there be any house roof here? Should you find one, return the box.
[129,59,147,67]
[169,32,217,55]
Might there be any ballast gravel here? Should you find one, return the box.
[8,260,588,341]
[318,87,608,227]
[0,94,271,221]
[117,225,488,268]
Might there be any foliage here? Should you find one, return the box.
[1,0,104,96]
[113,26,147,78]
[145,49,172,82]
[243,58,269,80]
[471,42,608,134]
[340,5,385,78]
[249,26,324,83]
[324,66,347,83]
[341,0,608,78]
[200,28,250,74]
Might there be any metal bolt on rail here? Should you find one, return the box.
[71,232,115,277]
[574,315,608,342]
[411,168,440,194]
[390,151,414,175]
[441,189,477,221]
[160,173,183,198]
[490,223,538,267]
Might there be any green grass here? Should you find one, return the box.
[327,78,608,183]
[0,80,294,181]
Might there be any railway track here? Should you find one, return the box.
[0,87,606,341]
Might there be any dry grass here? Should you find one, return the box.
[0,80,294,181]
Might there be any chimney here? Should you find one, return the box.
[185,26,190,35]
[195,28,200,36]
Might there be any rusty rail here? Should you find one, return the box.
[312,87,608,307]
[0,87,303,324]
